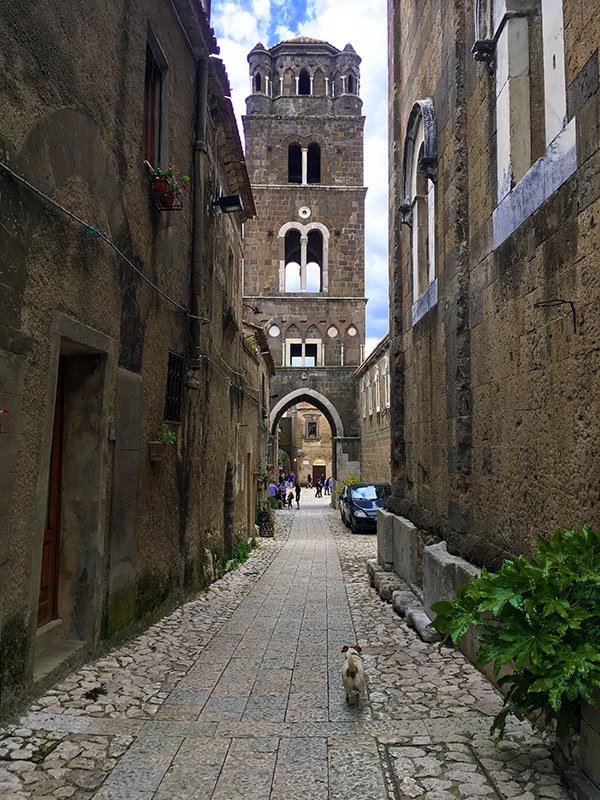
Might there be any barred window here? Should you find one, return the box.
[164,352,184,422]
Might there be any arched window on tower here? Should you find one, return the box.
[288,144,302,183]
[284,230,301,291]
[347,73,355,94]
[306,230,323,292]
[298,68,310,95]
[285,325,322,367]
[254,72,262,92]
[307,143,321,184]
[280,222,329,294]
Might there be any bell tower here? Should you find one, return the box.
[243,37,366,480]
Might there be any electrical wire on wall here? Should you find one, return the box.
[0,160,209,324]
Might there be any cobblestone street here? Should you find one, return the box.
[0,495,575,799]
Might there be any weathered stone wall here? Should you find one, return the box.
[356,337,391,484]
[389,0,600,777]
[389,0,600,560]
[0,0,262,718]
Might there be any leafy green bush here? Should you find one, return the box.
[334,472,360,497]
[431,524,600,737]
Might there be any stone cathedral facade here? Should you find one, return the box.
[242,37,367,482]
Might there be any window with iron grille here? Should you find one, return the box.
[164,352,184,422]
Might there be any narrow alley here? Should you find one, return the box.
[0,495,574,800]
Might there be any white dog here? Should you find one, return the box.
[341,644,365,707]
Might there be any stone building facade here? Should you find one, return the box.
[242,37,367,483]
[388,0,600,780]
[278,403,333,485]
[0,0,269,717]
[356,334,391,484]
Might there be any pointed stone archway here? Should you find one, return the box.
[269,388,360,487]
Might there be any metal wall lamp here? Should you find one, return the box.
[242,303,262,314]
[212,195,244,213]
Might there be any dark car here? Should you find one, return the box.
[340,483,391,534]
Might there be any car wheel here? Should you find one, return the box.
[350,517,359,534]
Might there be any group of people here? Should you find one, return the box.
[312,476,332,497]
[268,474,301,509]
[267,470,333,508]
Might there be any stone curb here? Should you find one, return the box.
[367,558,441,643]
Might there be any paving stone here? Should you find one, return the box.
[0,497,578,799]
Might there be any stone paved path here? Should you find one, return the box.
[0,494,575,799]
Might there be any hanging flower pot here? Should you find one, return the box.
[145,161,188,211]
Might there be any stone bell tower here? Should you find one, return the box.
[242,36,366,481]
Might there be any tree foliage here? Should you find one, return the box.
[430,525,600,737]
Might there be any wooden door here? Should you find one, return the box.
[313,464,326,484]
[38,361,64,627]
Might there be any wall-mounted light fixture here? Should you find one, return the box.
[212,195,244,214]
[242,303,262,314]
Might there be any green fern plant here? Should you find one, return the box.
[430,524,600,737]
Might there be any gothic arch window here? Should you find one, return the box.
[285,324,322,367]
[374,366,380,412]
[298,68,311,95]
[307,143,321,184]
[400,98,438,325]
[253,72,262,93]
[382,356,390,408]
[279,222,330,294]
[306,230,323,291]
[346,73,355,94]
[366,372,373,416]
[288,144,302,183]
[284,229,301,291]
[360,377,366,418]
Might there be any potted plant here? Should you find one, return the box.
[144,161,189,210]
[148,423,176,462]
[255,501,274,537]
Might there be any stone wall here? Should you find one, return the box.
[388,0,600,779]
[0,0,264,718]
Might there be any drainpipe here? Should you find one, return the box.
[190,56,209,367]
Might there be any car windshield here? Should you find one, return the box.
[350,484,390,508]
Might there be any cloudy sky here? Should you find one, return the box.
[210,0,389,356]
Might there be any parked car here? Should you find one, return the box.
[340,483,391,534]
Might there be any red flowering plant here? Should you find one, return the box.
[144,161,189,193]
[0,408,7,434]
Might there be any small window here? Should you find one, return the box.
[288,145,302,183]
[307,143,321,184]
[347,73,355,94]
[144,44,164,164]
[298,68,310,95]
[306,421,318,439]
[164,352,184,422]
[254,72,262,92]
[286,339,321,367]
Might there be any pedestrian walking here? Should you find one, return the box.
[294,480,301,509]
[324,476,332,495]
[306,474,312,488]
[315,479,323,497]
